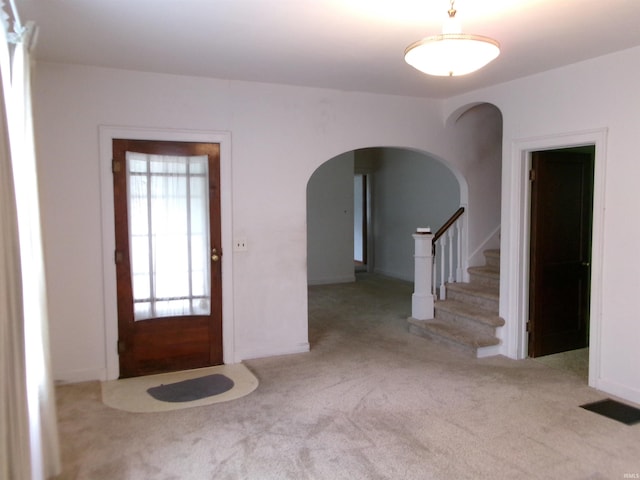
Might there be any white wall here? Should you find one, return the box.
[448,104,503,265]
[36,63,482,382]
[32,46,640,406]
[307,152,355,285]
[373,148,460,281]
[446,45,640,404]
[445,101,503,266]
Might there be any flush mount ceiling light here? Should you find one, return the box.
[404,0,500,77]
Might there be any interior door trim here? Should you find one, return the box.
[99,126,234,380]
[509,128,607,390]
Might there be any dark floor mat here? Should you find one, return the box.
[147,374,234,402]
[580,399,640,425]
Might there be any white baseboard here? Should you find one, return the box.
[236,342,310,362]
[373,268,413,283]
[593,378,640,406]
[469,225,501,267]
[54,341,311,383]
[308,275,356,286]
[476,345,502,358]
[54,367,107,385]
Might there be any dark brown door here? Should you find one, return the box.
[113,139,222,378]
[529,148,594,357]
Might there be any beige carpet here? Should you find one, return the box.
[533,347,589,380]
[54,274,640,479]
[101,363,258,413]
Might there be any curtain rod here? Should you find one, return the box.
[7,0,22,31]
[5,0,37,49]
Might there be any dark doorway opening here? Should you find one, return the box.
[528,146,594,358]
[354,174,368,272]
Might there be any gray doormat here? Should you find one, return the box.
[147,373,235,403]
[580,399,640,425]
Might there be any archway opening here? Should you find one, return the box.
[306,147,461,285]
[305,147,462,347]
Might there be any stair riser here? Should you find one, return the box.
[484,256,500,269]
[468,272,500,289]
[434,308,498,338]
[484,250,500,269]
[447,289,499,314]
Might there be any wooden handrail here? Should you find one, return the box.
[433,207,465,245]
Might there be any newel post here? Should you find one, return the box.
[411,229,434,320]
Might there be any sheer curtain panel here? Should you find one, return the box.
[127,152,212,320]
[0,2,61,478]
[0,42,31,480]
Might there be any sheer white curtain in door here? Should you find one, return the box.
[0,3,61,478]
[126,152,211,320]
[0,44,31,480]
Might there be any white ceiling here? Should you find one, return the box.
[16,0,640,99]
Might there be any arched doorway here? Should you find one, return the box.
[304,102,504,355]
[306,147,462,286]
[305,147,463,348]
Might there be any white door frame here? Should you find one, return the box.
[98,126,234,380]
[505,128,607,390]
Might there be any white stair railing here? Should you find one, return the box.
[432,207,465,300]
[410,207,466,321]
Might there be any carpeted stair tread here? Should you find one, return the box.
[435,299,505,328]
[446,281,499,299]
[408,318,500,352]
[467,265,500,289]
[468,265,499,278]
[484,249,500,259]
[409,248,503,355]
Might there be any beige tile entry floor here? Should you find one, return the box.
[101,363,258,413]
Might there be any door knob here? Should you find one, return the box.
[212,248,220,262]
[581,261,590,267]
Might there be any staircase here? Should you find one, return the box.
[408,249,505,357]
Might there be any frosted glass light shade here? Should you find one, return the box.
[404,33,500,76]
